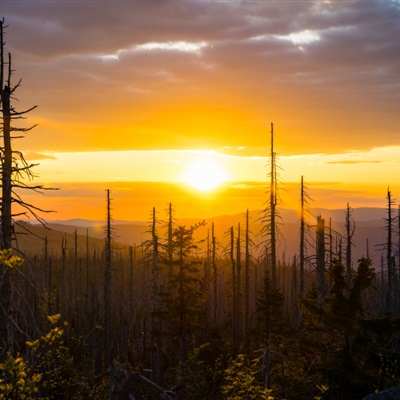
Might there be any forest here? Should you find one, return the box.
[1,18,400,400]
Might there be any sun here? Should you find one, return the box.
[182,158,228,191]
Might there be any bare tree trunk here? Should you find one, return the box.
[386,189,395,313]
[0,20,50,357]
[128,245,134,342]
[299,176,305,297]
[270,123,277,285]
[329,218,333,270]
[316,215,326,306]
[244,210,250,350]
[0,21,13,357]
[167,203,174,275]
[230,226,238,347]
[381,254,385,316]
[150,207,163,384]
[212,222,217,324]
[104,189,113,365]
[345,203,355,282]
[236,223,241,345]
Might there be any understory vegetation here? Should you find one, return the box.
[1,204,400,400]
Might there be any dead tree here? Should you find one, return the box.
[316,215,326,306]
[259,123,279,287]
[244,210,250,349]
[386,188,396,313]
[148,206,163,384]
[345,203,355,282]
[236,222,241,344]
[211,222,217,324]
[166,202,175,275]
[299,175,312,297]
[104,189,113,364]
[229,226,238,347]
[0,19,54,357]
[269,123,277,284]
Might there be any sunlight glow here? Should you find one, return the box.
[181,158,228,191]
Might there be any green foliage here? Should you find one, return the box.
[165,344,216,400]
[160,223,208,357]
[301,257,378,398]
[0,249,24,269]
[314,384,329,400]
[28,313,78,399]
[221,354,273,400]
[255,270,285,344]
[0,354,41,399]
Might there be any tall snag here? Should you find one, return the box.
[316,215,326,305]
[211,222,218,324]
[0,19,52,357]
[260,122,281,286]
[244,209,251,349]
[385,188,396,313]
[299,175,312,297]
[269,123,277,284]
[104,189,113,364]
[229,226,238,347]
[345,203,355,282]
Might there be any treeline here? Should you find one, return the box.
[2,193,400,400]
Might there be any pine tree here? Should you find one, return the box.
[255,270,285,389]
[160,223,206,387]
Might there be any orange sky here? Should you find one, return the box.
[2,1,400,221]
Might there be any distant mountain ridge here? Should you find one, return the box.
[38,206,388,228]
[16,207,390,267]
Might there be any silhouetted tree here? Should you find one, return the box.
[345,203,355,282]
[0,19,53,357]
[103,189,113,364]
[260,122,282,286]
[160,222,205,396]
[299,175,312,297]
[211,222,218,324]
[255,270,285,389]
[316,215,326,305]
[385,188,396,313]
[244,209,251,349]
[302,257,375,399]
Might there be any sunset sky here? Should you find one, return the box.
[2,1,400,221]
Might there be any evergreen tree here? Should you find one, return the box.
[301,257,376,399]
[255,270,285,389]
[160,222,206,397]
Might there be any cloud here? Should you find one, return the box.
[24,152,57,161]
[1,1,399,156]
[325,160,381,165]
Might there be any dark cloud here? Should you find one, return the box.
[1,0,399,155]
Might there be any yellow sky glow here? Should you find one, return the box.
[2,1,400,220]
[31,146,400,186]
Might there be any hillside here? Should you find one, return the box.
[15,207,389,266]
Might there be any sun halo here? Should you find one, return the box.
[181,158,228,192]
